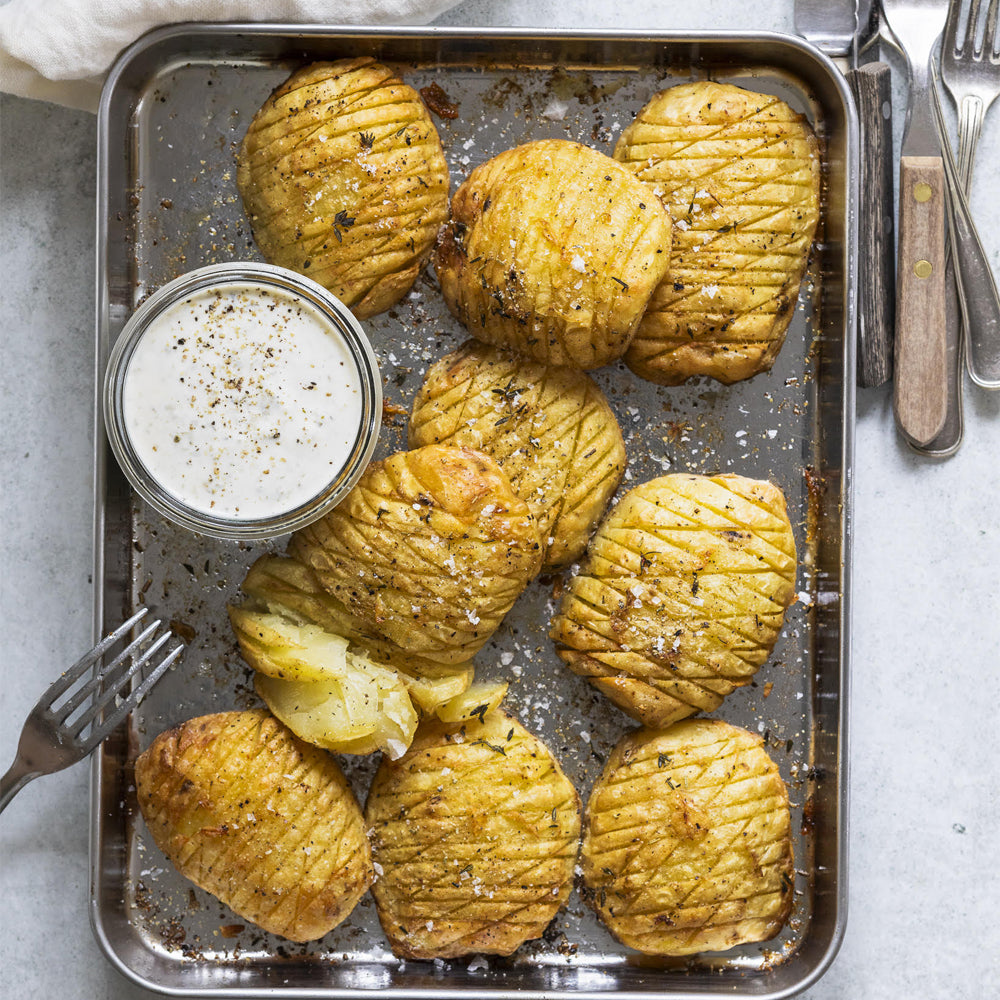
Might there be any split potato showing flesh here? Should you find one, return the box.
[409,340,626,568]
[237,58,449,318]
[434,139,672,369]
[228,606,418,758]
[365,710,581,959]
[582,719,794,955]
[288,444,543,667]
[614,81,821,385]
[134,710,373,943]
[238,552,471,684]
[550,473,797,728]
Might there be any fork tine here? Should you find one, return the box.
[51,617,164,724]
[66,629,177,740]
[943,0,966,55]
[81,643,185,750]
[36,608,149,707]
[985,0,999,55]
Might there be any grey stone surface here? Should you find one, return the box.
[1,1,998,997]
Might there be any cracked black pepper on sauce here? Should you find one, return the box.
[122,283,363,519]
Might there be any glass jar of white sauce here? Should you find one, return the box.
[104,263,382,539]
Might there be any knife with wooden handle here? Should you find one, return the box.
[880,0,951,447]
[848,63,895,386]
[794,0,895,387]
[894,156,947,444]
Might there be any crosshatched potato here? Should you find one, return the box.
[237,58,449,318]
[238,552,475,686]
[134,710,373,943]
[550,473,796,727]
[581,719,794,955]
[288,444,543,666]
[365,710,582,958]
[614,81,821,385]
[409,340,627,568]
[434,139,672,369]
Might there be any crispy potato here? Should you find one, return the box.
[229,606,418,758]
[239,552,472,682]
[365,710,581,958]
[401,666,475,715]
[237,58,449,318]
[435,139,672,369]
[409,340,626,568]
[288,444,543,666]
[550,473,796,727]
[614,82,821,384]
[134,710,373,942]
[582,719,794,955]
[433,680,508,723]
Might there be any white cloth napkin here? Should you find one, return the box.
[0,0,462,112]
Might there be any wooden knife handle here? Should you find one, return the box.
[894,156,947,447]
[848,63,894,387]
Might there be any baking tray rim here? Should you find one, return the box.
[88,20,856,999]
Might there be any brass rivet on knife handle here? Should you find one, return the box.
[848,63,894,388]
[894,156,947,447]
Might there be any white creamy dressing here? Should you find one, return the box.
[122,282,363,520]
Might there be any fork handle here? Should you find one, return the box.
[848,63,894,387]
[894,156,948,446]
[951,97,1000,389]
[0,757,39,815]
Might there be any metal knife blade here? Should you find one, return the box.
[795,0,895,387]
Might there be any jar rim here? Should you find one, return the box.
[103,262,382,540]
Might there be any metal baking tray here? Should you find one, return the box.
[91,23,855,999]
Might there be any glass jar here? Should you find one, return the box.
[103,262,382,540]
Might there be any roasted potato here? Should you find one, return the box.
[435,139,672,369]
[237,58,449,318]
[409,340,626,568]
[614,81,821,384]
[228,606,418,758]
[582,719,794,955]
[134,710,373,942]
[550,473,797,727]
[238,552,473,684]
[288,444,543,666]
[365,710,581,958]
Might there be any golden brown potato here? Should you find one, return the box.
[409,340,626,568]
[365,710,581,958]
[238,552,471,685]
[614,81,821,384]
[134,710,373,942]
[288,444,543,666]
[582,719,794,955]
[237,58,449,318]
[550,473,797,727]
[434,139,672,369]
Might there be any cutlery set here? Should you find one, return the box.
[798,0,999,454]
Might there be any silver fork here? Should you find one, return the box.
[941,0,1000,387]
[0,609,184,813]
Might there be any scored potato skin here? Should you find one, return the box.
[365,710,582,958]
[409,340,626,568]
[434,139,672,369]
[237,58,449,318]
[288,444,542,666]
[614,81,821,385]
[550,473,797,727]
[134,710,373,943]
[582,719,794,955]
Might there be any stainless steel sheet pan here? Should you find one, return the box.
[91,24,855,998]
